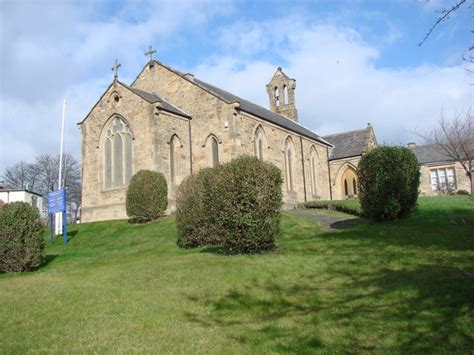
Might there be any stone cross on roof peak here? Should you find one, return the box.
[111,59,121,81]
[145,45,157,62]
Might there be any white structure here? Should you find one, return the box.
[0,189,46,218]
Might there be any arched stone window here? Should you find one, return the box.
[254,127,265,160]
[274,87,280,106]
[170,134,182,185]
[283,85,288,104]
[309,146,318,196]
[103,116,133,189]
[210,136,219,167]
[284,137,295,191]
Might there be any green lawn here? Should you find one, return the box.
[1,196,473,353]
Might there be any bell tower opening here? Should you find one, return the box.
[266,67,298,121]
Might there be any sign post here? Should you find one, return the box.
[47,188,67,244]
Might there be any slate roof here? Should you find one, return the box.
[409,144,454,164]
[191,78,329,145]
[323,128,370,160]
[125,85,190,118]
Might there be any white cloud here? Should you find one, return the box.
[0,0,235,173]
[0,1,472,177]
[193,22,472,148]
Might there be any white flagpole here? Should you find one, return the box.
[55,100,66,235]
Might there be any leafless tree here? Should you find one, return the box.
[2,153,82,220]
[420,108,473,194]
[418,0,474,75]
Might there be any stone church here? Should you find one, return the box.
[78,55,377,222]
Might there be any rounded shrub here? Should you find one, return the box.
[176,156,283,254]
[358,146,420,221]
[0,202,45,272]
[214,156,283,254]
[176,168,220,248]
[126,170,168,223]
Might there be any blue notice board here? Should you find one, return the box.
[47,189,66,215]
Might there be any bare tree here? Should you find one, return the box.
[420,108,473,194]
[418,0,474,73]
[2,153,82,220]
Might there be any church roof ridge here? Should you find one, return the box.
[322,127,369,139]
[132,60,330,146]
[323,126,372,161]
[77,80,190,125]
[122,84,190,118]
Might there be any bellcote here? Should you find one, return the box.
[266,67,298,121]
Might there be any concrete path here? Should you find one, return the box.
[287,208,361,231]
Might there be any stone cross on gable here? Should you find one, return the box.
[111,59,121,81]
[145,45,157,62]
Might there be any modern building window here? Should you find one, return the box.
[430,167,456,191]
[254,128,265,160]
[104,116,133,188]
[284,138,295,191]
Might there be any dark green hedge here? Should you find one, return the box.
[176,168,220,248]
[0,202,45,272]
[176,156,283,254]
[358,146,420,221]
[126,170,168,223]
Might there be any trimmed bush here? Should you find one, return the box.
[176,168,220,248]
[176,156,283,254]
[0,202,45,272]
[358,146,420,221]
[126,170,167,223]
[456,189,470,195]
[214,156,283,254]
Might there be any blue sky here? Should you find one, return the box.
[0,0,472,173]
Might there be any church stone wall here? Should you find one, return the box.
[236,112,331,205]
[133,64,237,171]
[79,83,189,222]
[133,62,331,207]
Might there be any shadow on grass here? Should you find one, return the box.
[329,217,364,230]
[184,263,474,352]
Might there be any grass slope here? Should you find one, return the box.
[1,196,473,353]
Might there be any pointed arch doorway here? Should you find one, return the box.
[341,166,358,199]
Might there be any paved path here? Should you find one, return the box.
[287,209,360,231]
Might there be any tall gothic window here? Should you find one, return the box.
[104,116,132,189]
[284,138,295,191]
[254,128,265,160]
[310,147,318,196]
[210,136,219,167]
[170,135,181,185]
